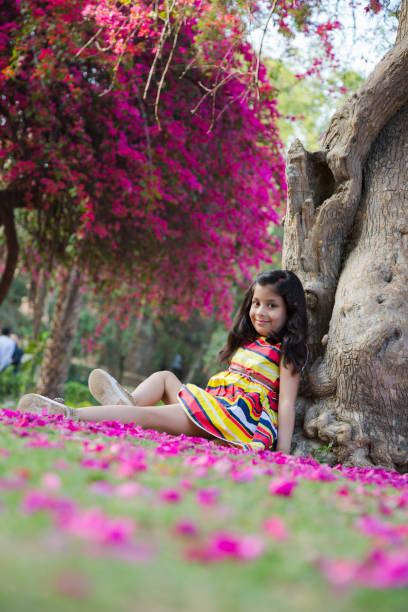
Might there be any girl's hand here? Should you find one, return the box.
[276,359,300,454]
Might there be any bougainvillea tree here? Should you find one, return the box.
[0,0,287,394]
[0,0,397,397]
[0,0,285,318]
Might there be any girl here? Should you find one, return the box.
[17,270,308,454]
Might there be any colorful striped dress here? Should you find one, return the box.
[178,337,280,451]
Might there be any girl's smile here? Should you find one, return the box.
[249,283,287,337]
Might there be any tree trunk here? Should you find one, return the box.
[0,202,18,306]
[36,267,82,398]
[284,5,408,471]
[29,268,51,340]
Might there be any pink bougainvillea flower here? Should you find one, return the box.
[269,477,298,497]
[159,488,182,503]
[41,472,61,491]
[80,457,110,471]
[263,516,289,541]
[179,479,193,490]
[89,480,115,496]
[397,491,408,508]
[21,491,76,517]
[115,482,143,498]
[335,486,350,497]
[83,441,107,453]
[231,466,258,482]
[196,487,221,506]
[319,548,408,589]
[155,443,181,456]
[356,548,408,588]
[187,531,264,562]
[317,556,359,588]
[173,519,200,537]
[115,452,147,477]
[60,507,136,548]
[378,501,393,516]
[184,454,218,469]
[310,465,338,482]
[212,457,234,475]
[355,515,403,545]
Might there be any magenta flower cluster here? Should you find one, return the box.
[0,0,285,324]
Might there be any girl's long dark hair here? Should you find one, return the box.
[219,270,308,373]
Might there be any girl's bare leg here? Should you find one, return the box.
[131,370,182,406]
[74,403,213,438]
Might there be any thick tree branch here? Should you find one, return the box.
[396,0,408,44]
[0,198,19,305]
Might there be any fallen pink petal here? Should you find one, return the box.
[159,488,182,503]
[263,516,289,540]
[269,477,298,497]
[41,472,62,491]
[196,487,221,506]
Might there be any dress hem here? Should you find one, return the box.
[177,394,246,448]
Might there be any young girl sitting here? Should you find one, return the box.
[17,270,308,454]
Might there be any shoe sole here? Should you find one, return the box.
[88,369,135,406]
[17,393,66,416]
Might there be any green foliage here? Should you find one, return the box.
[0,275,31,336]
[0,332,49,400]
[63,381,95,407]
[0,368,24,402]
[311,441,335,464]
[268,59,364,150]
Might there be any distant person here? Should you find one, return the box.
[10,333,24,373]
[170,353,183,379]
[0,327,16,372]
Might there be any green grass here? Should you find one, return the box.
[0,405,407,612]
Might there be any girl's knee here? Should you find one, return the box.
[160,370,179,382]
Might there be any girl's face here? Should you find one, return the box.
[249,283,287,337]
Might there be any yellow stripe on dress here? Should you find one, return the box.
[187,385,254,442]
[231,346,280,382]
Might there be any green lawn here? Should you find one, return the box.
[0,406,407,612]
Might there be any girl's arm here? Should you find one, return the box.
[276,359,300,454]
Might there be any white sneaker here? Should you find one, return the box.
[17,393,68,416]
[88,369,135,406]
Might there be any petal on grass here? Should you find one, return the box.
[115,482,143,498]
[173,519,200,537]
[159,488,182,503]
[41,472,61,491]
[60,507,136,548]
[89,480,115,496]
[263,516,289,540]
[269,478,298,497]
[186,531,265,562]
[196,487,221,506]
[355,515,403,545]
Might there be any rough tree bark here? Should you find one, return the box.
[29,267,52,340]
[0,193,20,305]
[284,3,408,471]
[36,267,82,398]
